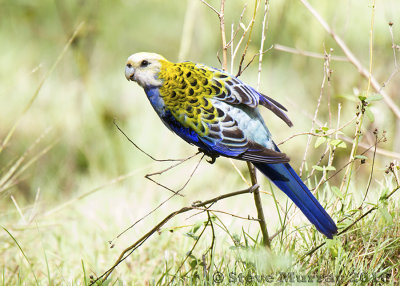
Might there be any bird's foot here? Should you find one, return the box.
[198,148,219,164]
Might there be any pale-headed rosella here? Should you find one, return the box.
[124,52,337,238]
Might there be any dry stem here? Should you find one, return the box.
[92,185,259,284]
[299,0,400,119]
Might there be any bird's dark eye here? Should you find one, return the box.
[140,60,150,67]
[126,63,132,68]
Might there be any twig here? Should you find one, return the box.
[205,211,215,273]
[339,0,375,196]
[236,0,261,77]
[314,134,385,190]
[219,0,228,70]
[191,206,260,222]
[382,22,399,89]
[114,121,186,162]
[193,185,258,207]
[275,133,385,239]
[361,130,378,205]
[109,154,204,246]
[238,47,273,77]
[144,152,201,197]
[91,185,259,284]
[300,49,330,176]
[285,100,400,160]
[199,0,220,15]
[116,120,205,197]
[296,184,400,264]
[273,44,348,62]
[247,162,271,248]
[229,5,248,74]
[299,0,400,119]
[168,218,209,285]
[257,0,270,90]
[278,115,357,146]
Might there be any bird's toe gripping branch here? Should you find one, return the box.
[198,148,219,164]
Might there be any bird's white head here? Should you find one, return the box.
[125,52,166,88]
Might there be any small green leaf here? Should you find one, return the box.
[338,94,358,102]
[315,137,327,148]
[366,93,383,102]
[379,188,389,201]
[365,106,375,122]
[321,126,329,132]
[358,94,367,101]
[192,221,204,233]
[355,155,368,160]
[325,166,336,171]
[312,165,324,171]
[331,139,342,146]
[331,186,344,199]
[337,141,347,148]
[189,259,198,269]
[378,207,393,224]
[326,236,341,258]
[185,232,199,240]
[330,139,346,148]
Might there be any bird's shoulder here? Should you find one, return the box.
[157,62,224,137]
[158,61,270,113]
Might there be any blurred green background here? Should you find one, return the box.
[1,0,399,284]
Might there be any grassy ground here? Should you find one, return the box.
[1,0,400,285]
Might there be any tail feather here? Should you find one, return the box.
[253,162,337,238]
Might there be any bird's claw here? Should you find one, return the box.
[206,156,217,164]
[198,148,219,164]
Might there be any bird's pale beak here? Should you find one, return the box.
[125,63,135,81]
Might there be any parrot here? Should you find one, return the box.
[124,52,337,239]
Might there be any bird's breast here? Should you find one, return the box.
[144,87,166,116]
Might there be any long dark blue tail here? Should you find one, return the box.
[253,162,337,238]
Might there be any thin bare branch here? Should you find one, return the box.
[361,130,378,205]
[168,218,209,285]
[91,185,259,284]
[199,0,220,16]
[109,154,204,246]
[300,50,330,176]
[236,0,261,77]
[238,47,273,77]
[273,44,348,62]
[278,115,357,146]
[257,0,271,90]
[382,22,400,88]
[114,121,186,162]
[191,206,260,222]
[144,152,201,197]
[219,0,228,71]
[296,184,400,264]
[339,0,375,196]
[299,0,400,119]
[247,162,270,248]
